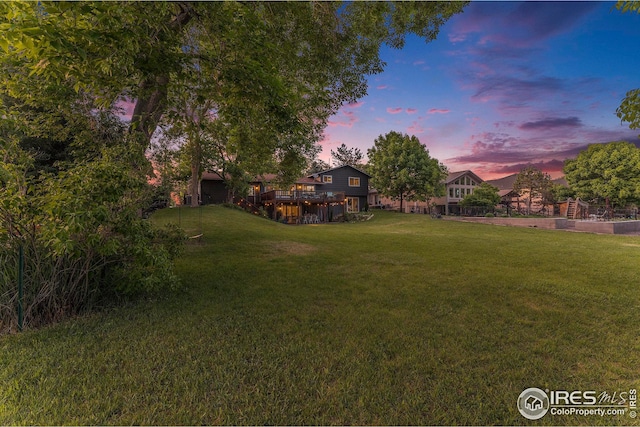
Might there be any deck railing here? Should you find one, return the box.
[261,190,345,203]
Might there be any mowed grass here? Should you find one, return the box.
[1,206,640,425]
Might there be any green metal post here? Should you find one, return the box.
[18,244,24,332]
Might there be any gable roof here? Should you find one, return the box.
[310,164,371,178]
[485,173,518,190]
[445,170,484,185]
[553,176,568,187]
[485,173,568,191]
[201,172,321,185]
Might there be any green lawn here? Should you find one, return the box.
[1,206,640,425]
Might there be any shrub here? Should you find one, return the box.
[0,141,184,333]
[485,213,495,218]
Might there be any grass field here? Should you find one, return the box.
[1,206,640,425]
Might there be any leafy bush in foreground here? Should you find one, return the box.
[0,137,184,334]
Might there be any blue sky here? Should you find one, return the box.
[320,1,640,179]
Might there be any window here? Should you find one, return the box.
[455,188,460,198]
[449,188,454,198]
[346,197,359,213]
[349,177,360,187]
[322,175,332,183]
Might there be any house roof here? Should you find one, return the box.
[310,164,371,178]
[201,172,321,185]
[485,174,569,191]
[201,172,225,181]
[498,189,519,197]
[445,170,484,184]
[553,176,568,187]
[485,173,518,190]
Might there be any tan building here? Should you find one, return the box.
[432,170,484,215]
[370,170,484,215]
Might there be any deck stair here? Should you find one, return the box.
[233,197,262,216]
[567,198,576,219]
[565,197,588,219]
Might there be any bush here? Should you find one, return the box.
[1,141,184,333]
[485,213,495,218]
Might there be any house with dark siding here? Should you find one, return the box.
[312,165,370,214]
[199,165,370,223]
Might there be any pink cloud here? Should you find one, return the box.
[387,107,403,114]
[347,101,364,108]
[428,108,451,115]
[377,85,388,90]
[327,110,358,128]
[448,33,467,43]
[406,108,418,114]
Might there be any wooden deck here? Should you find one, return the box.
[261,190,345,204]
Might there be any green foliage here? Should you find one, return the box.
[330,143,364,168]
[616,0,640,15]
[616,88,640,130]
[459,182,500,208]
[512,165,552,213]
[306,158,330,175]
[367,131,447,212]
[484,212,495,218]
[563,141,640,207]
[0,1,468,191]
[550,182,576,203]
[0,112,183,332]
[615,2,639,131]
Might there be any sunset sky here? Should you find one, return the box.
[319,1,640,180]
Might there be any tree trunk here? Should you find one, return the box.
[190,161,200,207]
[129,75,170,146]
[127,3,194,147]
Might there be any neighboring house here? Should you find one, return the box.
[432,170,484,215]
[485,173,521,212]
[486,174,570,215]
[199,165,370,223]
[371,170,484,214]
[200,172,230,204]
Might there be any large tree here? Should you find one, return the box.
[367,131,447,213]
[331,143,364,168]
[563,141,640,209]
[0,1,467,151]
[615,1,640,130]
[512,166,552,214]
